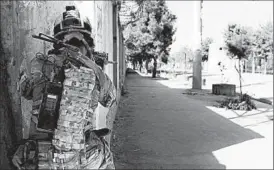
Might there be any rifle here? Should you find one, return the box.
[32,33,79,53]
[32,33,117,69]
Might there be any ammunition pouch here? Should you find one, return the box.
[17,136,109,170]
[30,53,64,133]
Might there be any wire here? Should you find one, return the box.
[33,52,63,83]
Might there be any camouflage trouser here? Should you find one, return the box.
[12,138,115,170]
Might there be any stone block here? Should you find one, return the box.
[212,83,236,96]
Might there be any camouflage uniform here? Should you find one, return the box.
[12,6,116,170]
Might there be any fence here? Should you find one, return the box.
[244,57,273,74]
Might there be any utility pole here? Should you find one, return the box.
[192,0,203,89]
[184,52,187,73]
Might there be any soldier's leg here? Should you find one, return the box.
[99,137,115,169]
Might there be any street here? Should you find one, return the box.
[111,70,273,169]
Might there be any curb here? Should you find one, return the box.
[251,97,273,106]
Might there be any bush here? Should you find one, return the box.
[217,93,257,111]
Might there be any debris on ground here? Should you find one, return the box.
[216,94,257,111]
[121,86,129,96]
[182,91,198,95]
[182,89,211,96]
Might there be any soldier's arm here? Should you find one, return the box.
[19,57,34,100]
[19,53,58,100]
[12,144,24,169]
[13,58,37,169]
[97,68,117,108]
[63,47,117,107]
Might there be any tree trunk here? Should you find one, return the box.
[0,2,17,167]
[145,59,149,74]
[243,60,246,73]
[133,61,136,70]
[238,59,243,98]
[252,53,255,73]
[152,58,157,78]
[139,61,142,72]
[240,60,243,74]
[264,58,267,74]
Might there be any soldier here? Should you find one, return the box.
[12,6,116,169]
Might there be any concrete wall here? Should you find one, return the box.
[76,1,126,142]
[0,2,77,168]
[0,1,125,168]
[1,0,78,140]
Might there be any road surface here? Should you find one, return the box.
[111,70,270,169]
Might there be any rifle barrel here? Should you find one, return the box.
[32,35,56,44]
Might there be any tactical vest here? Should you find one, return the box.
[49,66,102,169]
[25,53,111,169]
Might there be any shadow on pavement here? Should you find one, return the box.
[228,108,272,119]
[112,70,263,169]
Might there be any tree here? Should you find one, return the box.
[122,0,176,78]
[252,22,273,74]
[223,24,253,97]
[201,37,213,62]
[170,46,194,71]
[119,1,142,27]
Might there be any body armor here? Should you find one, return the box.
[18,51,115,169]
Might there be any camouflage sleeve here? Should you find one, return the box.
[97,68,117,108]
[12,140,37,169]
[19,57,34,100]
[19,54,50,100]
[98,137,115,169]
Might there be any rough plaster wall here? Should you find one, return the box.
[76,1,116,134]
[0,3,16,168]
[77,1,115,81]
[106,2,114,83]
[116,7,120,93]
[77,1,125,144]
[1,1,78,140]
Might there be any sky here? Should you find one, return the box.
[166,1,273,54]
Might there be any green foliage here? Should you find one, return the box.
[252,22,273,61]
[161,52,168,64]
[223,24,255,97]
[223,24,253,60]
[201,37,213,62]
[123,0,176,64]
[217,94,257,111]
[223,22,273,61]
[170,46,194,63]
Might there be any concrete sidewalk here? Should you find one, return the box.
[111,70,273,169]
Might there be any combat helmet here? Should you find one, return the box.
[53,6,95,57]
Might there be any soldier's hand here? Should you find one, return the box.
[19,58,33,99]
[12,144,25,170]
[12,154,22,170]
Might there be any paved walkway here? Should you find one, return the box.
[111,70,273,169]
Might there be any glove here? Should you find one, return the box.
[19,58,34,99]
[12,141,37,170]
[12,145,24,170]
